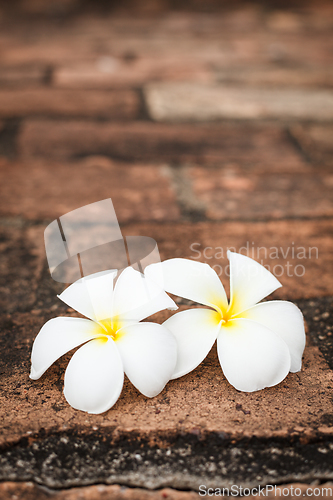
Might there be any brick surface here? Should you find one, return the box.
[16,0,79,16]
[1,9,332,70]
[0,223,45,314]
[290,124,333,166]
[1,218,331,452]
[0,65,46,87]
[145,84,333,122]
[54,58,212,88]
[188,166,333,220]
[263,5,333,33]
[0,11,264,68]
[0,158,180,222]
[18,120,306,168]
[261,32,333,67]
[0,89,139,118]
[2,310,330,443]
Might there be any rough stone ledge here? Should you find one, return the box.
[0,431,333,490]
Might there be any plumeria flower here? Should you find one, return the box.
[145,251,306,392]
[30,267,178,413]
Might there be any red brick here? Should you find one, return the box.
[0,89,139,119]
[0,224,45,314]
[0,157,180,222]
[216,66,333,88]
[1,11,263,68]
[262,32,333,66]
[265,11,305,32]
[0,319,331,446]
[54,58,212,88]
[1,9,332,72]
[188,166,333,220]
[18,0,78,16]
[265,6,333,33]
[0,220,332,449]
[1,40,87,66]
[302,4,333,31]
[145,83,333,121]
[0,65,46,87]
[18,120,305,169]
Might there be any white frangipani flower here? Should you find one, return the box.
[145,251,306,392]
[30,267,178,414]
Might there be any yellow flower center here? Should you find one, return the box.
[208,295,235,326]
[210,305,234,328]
[222,310,232,324]
[95,317,123,342]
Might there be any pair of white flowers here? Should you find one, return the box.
[30,251,306,414]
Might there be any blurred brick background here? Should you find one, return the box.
[0,0,332,498]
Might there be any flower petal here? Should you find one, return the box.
[58,270,117,322]
[163,308,222,379]
[116,322,177,397]
[112,267,177,323]
[64,337,124,414]
[228,251,282,316]
[239,301,305,373]
[30,317,101,380]
[217,318,291,392]
[145,258,228,314]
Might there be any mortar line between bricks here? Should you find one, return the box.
[16,117,333,130]
[43,65,54,86]
[285,126,313,164]
[0,117,20,158]
[1,214,333,229]
[161,164,207,220]
[123,214,333,224]
[137,87,154,121]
